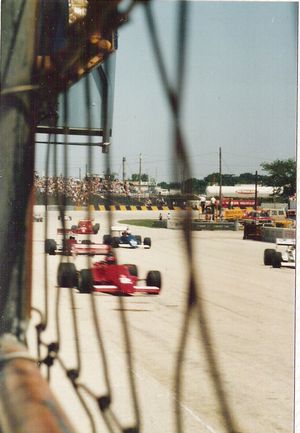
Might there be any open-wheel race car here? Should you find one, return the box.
[243,216,274,241]
[103,226,151,249]
[263,238,295,268]
[71,219,100,235]
[45,236,109,256]
[57,255,162,296]
[45,229,109,256]
[45,218,102,255]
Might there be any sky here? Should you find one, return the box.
[35,1,298,183]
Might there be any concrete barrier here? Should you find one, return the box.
[191,221,237,231]
[167,218,184,229]
[261,226,296,243]
[167,218,238,231]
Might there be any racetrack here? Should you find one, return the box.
[30,210,295,433]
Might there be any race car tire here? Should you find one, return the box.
[124,264,138,277]
[111,237,120,248]
[45,239,57,255]
[272,252,282,268]
[78,269,93,293]
[135,235,142,245]
[263,248,276,266]
[143,237,151,248]
[57,263,77,288]
[146,270,161,289]
[103,234,112,245]
[93,223,100,234]
[81,239,92,245]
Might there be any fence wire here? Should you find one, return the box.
[1,1,238,433]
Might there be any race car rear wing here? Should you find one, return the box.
[276,238,296,247]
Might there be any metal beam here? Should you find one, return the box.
[36,125,105,136]
[35,140,104,147]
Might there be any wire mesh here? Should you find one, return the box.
[1,1,247,433]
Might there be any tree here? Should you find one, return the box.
[131,173,148,182]
[182,178,207,194]
[169,182,181,190]
[236,172,256,184]
[157,181,181,190]
[260,159,296,197]
[222,174,237,186]
[204,172,220,185]
[157,181,169,190]
[204,173,238,186]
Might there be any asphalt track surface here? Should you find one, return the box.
[30,210,295,433]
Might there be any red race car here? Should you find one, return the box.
[45,229,108,256]
[71,219,100,235]
[45,219,102,255]
[57,256,162,296]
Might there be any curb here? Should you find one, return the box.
[74,205,184,211]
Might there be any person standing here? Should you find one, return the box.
[200,195,206,214]
[210,196,216,220]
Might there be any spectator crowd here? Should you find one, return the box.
[34,175,144,205]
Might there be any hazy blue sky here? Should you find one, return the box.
[36,1,297,182]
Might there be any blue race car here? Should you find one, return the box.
[103,226,151,249]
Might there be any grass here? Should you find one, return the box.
[118,219,167,228]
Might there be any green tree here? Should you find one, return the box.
[204,172,220,185]
[131,173,148,182]
[157,181,169,190]
[183,178,207,194]
[260,159,296,197]
[222,174,237,186]
[204,173,237,186]
[236,172,256,184]
[236,172,271,185]
[169,182,181,190]
[157,181,181,190]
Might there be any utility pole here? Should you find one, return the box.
[219,147,222,218]
[139,153,142,194]
[122,156,126,182]
[254,170,258,210]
